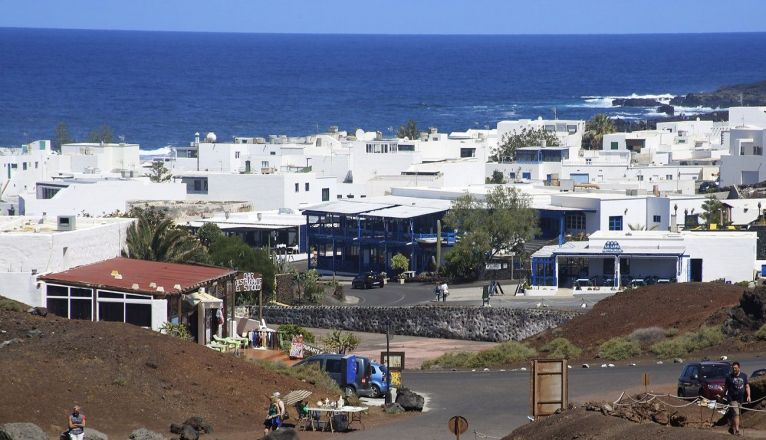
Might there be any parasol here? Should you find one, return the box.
[283,389,313,406]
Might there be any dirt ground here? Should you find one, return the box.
[0,308,398,438]
[527,282,744,357]
[505,395,766,439]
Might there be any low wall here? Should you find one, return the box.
[260,305,581,342]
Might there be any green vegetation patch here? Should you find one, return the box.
[540,337,582,359]
[650,326,724,359]
[252,359,340,394]
[422,341,536,369]
[598,337,641,361]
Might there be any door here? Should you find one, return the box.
[690,259,703,282]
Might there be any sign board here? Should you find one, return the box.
[447,416,468,439]
[235,272,262,292]
[529,359,568,420]
[603,241,623,254]
[380,351,405,387]
[485,263,502,270]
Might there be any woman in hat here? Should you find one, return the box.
[263,392,285,434]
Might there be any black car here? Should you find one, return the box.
[699,181,719,193]
[752,369,766,379]
[351,272,385,289]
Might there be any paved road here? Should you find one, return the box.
[349,358,765,440]
[344,280,612,310]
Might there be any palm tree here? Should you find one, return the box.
[124,217,205,263]
[583,114,616,150]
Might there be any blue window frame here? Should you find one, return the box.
[522,172,531,179]
[608,216,623,231]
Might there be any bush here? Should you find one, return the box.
[598,337,640,361]
[540,337,582,359]
[0,297,27,312]
[278,324,316,344]
[160,322,192,341]
[627,327,667,346]
[322,330,360,354]
[421,341,536,369]
[650,326,725,359]
[253,359,340,394]
[756,324,766,341]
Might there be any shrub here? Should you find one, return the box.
[627,327,667,346]
[421,341,536,369]
[322,330,360,354]
[650,326,725,359]
[756,324,766,341]
[0,297,27,312]
[159,322,192,341]
[540,337,582,359]
[598,337,640,361]
[278,324,316,344]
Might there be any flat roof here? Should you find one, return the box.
[39,257,237,296]
[534,242,686,258]
[0,216,132,235]
[302,200,394,215]
[361,205,447,219]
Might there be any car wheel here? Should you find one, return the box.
[677,388,684,398]
[370,384,381,398]
[343,386,356,397]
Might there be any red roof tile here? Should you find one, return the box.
[39,257,237,296]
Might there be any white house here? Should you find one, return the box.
[0,215,133,307]
[61,142,141,174]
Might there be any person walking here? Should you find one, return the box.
[67,406,86,440]
[440,280,449,302]
[263,392,286,434]
[725,361,751,436]
[433,281,442,302]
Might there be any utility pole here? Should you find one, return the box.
[436,219,442,272]
[385,321,392,405]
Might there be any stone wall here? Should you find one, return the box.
[261,305,581,342]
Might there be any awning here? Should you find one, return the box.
[184,291,223,309]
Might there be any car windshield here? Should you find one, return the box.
[701,365,730,378]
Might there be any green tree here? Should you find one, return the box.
[491,127,560,162]
[443,186,539,281]
[322,330,360,355]
[53,122,74,150]
[124,216,206,263]
[701,195,728,226]
[147,160,172,183]
[196,222,225,248]
[88,124,114,144]
[390,252,410,277]
[396,119,419,140]
[486,170,506,184]
[582,113,616,150]
[294,269,325,303]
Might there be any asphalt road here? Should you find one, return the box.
[349,358,766,440]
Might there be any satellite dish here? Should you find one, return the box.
[205,132,217,143]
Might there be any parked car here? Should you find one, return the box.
[293,353,374,397]
[699,181,719,193]
[351,272,385,289]
[752,368,766,379]
[677,361,731,399]
[369,361,391,398]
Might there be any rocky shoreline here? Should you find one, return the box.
[610,79,766,125]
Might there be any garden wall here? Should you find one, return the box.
[260,305,581,342]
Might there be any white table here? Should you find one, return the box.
[305,406,368,432]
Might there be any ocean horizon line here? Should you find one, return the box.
[2,26,766,38]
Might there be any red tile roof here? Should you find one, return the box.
[39,257,237,296]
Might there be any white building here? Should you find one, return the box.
[0,215,133,307]
[21,177,187,217]
[528,230,756,295]
[61,142,141,174]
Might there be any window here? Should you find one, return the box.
[585,158,592,164]
[322,188,330,201]
[610,142,618,150]
[509,172,516,179]
[126,303,152,327]
[270,151,276,156]
[98,302,124,322]
[522,172,531,179]
[653,215,661,223]
[399,144,415,152]
[22,162,27,170]
[305,182,310,191]
[460,148,476,158]
[608,216,623,231]
[637,175,644,181]
[295,183,299,192]
[70,299,92,320]
[194,180,201,191]
[47,298,68,317]
[325,359,343,374]
[337,194,343,199]
[567,125,578,134]
[666,174,673,180]
[35,161,38,169]
[235,151,240,159]
[261,161,269,168]
[565,213,586,230]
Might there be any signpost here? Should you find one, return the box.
[447,416,468,440]
[380,351,405,388]
[235,272,263,319]
[642,372,650,393]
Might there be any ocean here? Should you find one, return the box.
[2,28,766,149]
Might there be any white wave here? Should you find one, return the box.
[139,146,173,157]
[572,93,677,108]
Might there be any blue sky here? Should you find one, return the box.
[2,0,765,34]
